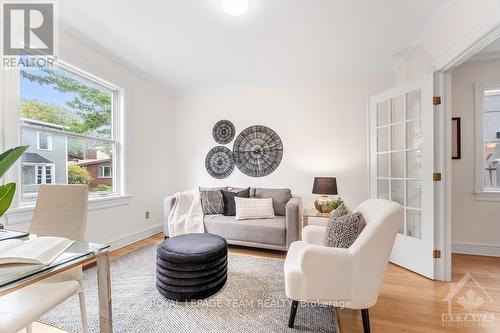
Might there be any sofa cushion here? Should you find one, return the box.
[227,187,256,197]
[221,188,250,216]
[204,215,286,247]
[199,187,225,215]
[234,197,275,220]
[254,188,292,216]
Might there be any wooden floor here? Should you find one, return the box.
[32,234,500,333]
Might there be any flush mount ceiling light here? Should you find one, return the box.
[220,0,249,16]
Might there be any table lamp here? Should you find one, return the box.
[312,177,338,213]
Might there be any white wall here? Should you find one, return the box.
[172,74,392,209]
[451,59,500,253]
[396,0,500,83]
[0,29,176,248]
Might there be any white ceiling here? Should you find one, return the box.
[57,0,446,92]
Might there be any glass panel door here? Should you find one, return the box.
[369,73,436,279]
[374,90,423,239]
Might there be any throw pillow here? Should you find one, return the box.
[330,203,350,219]
[330,203,366,235]
[326,211,367,248]
[254,188,291,216]
[199,187,225,215]
[234,197,275,220]
[221,188,250,216]
[228,187,256,197]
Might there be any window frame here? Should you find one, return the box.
[98,165,112,179]
[474,81,500,201]
[36,131,52,151]
[1,59,127,213]
[34,164,55,185]
[36,165,42,184]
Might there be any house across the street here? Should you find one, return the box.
[20,119,113,200]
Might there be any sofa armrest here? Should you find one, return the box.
[285,197,302,249]
[302,225,327,245]
[163,196,176,237]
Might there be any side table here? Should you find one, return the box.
[302,208,331,229]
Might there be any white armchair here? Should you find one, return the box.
[284,199,403,333]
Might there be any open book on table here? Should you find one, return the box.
[0,237,74,265]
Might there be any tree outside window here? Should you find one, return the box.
[19,64,120,201]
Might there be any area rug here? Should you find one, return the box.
[39,245,338,332]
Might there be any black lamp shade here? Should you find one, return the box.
[312,177,338,195]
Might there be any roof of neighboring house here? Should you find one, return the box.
[68,153,84,160]
[73,158,112,167]
[21,118,68,131]
[22,153,53,164]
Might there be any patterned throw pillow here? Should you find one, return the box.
[199,188,224,215]
[234,197,275,220]
[326,212,366,248]
[330,203,350,219]
[325,204,366,248]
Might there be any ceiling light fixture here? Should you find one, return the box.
[220,0,249,17]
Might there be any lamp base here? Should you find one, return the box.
[314,195,334,214]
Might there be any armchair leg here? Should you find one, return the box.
[361,309,370,333]
[288,300,299,328]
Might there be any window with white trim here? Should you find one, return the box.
[19,62,123,202]
[98,165,112,178]
[36,132,52,151]
[474,82,500,199]
[35,165,54,184]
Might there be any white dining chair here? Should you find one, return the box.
[0,185,90,333]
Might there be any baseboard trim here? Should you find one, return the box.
[106,224,163,251]
[452,241,500,257]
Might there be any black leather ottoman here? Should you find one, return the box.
[156,233,228,300]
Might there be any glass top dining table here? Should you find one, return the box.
[0,236,113,333]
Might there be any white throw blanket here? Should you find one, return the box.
[168,188,204,237]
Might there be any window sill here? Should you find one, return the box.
[474,191,500,201]
[2,194,132,226]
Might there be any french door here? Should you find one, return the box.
[369,74,438,279]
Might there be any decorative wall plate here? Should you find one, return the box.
[233,125,283,177]
[212,120,235,144]
[205,146,234,179]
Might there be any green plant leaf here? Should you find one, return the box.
[0,146,29,179]
[0,183,16,217]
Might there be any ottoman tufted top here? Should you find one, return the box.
[158,233,228,264]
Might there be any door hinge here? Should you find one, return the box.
[433,250,441,259]
[433,173,442,181]
[433,96,442,105]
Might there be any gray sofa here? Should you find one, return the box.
[163,188,302,251]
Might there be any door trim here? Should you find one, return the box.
[433,72,451,282]
[433,22,500,282]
